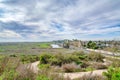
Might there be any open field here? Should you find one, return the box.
[0,42,66,54]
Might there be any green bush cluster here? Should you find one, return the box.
[103,67,120,80]
[20,55,39,64]
[39,52,88,73]
[39,52,86,67]
[87,41,98,49]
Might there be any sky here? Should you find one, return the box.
[0,0,120,42]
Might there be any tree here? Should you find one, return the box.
[87,41,98,49]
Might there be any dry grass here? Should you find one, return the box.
[76,74,106,80]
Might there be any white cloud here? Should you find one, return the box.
[0,30,22,38]
[0,0,120,41]
[0,12,25,22]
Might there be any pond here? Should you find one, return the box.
[51,44,62,48]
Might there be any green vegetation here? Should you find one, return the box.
[39,51,86,66]
[103,67,120,80]
[38,51,107,73]
[0,42,120,80]
[0,42,52,54]
[38,42,51,48]
[20,55,39,64]
[87,41,98,49]
[87,52,105,62]
[0,51,119,80]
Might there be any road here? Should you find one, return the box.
[63,69,107,79]
[86,48,120,56]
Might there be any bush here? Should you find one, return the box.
[39,53,83,66]
[80,61,89,68]
[0,69,18,80]
[87,52,105,62]
[38,64,50,69]
[20,55,39,64]
[39,53,53,64]
[91,62,108,69]
[103,67,120,80]
[63,54,80,64]
[62,62,81,72]
[71,51,87,60]
[87,41,98,49]
[16,67,35,80]
[49,53,64,66]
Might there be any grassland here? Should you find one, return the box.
[37,42,51,48]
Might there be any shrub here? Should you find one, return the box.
[87,41,98,49]
[38,64,50,69]
[63,54,80,64]
[85,67,94,72]
[80,61,89,68]
[49,53,64,66]
[62,62,81,72]
[10,54,17,57]
[1,69,18,80]
[91,62,108,69]
[71,51,87,60]
[87,52,105,62]
[20,55,39,64]
[16,67,35,80]
[0,57,20,75]
[39,53,82,66]
[39,53,53,64]
[103,67,120,80]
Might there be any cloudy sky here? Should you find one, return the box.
[0,0,120,42]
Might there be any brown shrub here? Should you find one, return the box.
[62,62,81,72]
[87,52,105,62]
[91,62,108,69]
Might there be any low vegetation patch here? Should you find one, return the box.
[103,67,120,80]
[38,43,51,48]
[0,50,120,79]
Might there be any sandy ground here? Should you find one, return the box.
[17,61,107,79]
[16,61,40,74]
[27,61,40,73]
[63,69,107,79]
[26,61,107,79]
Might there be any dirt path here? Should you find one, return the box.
[17,61,40,74]
[63,69,107,79]
[28,61,40,73]
[28,61,107,79]
[86,48,120,56]
[17,61,107,79]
